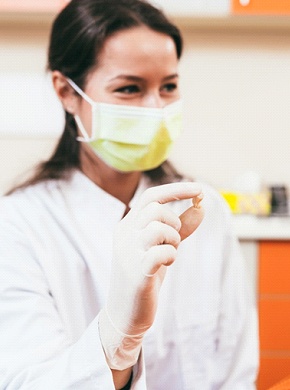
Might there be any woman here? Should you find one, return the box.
[0,0,258,388]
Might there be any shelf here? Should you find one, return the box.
[172,15,290,31]
[0,12,57,28]
[1,9,290,32]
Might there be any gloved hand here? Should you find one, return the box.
[99,182,204,370]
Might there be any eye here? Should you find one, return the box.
[161,83,178,93]
[114,85,140,94]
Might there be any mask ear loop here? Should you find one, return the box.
[66,78,96,142]
[66,78,95,105]
[74,115,92,142]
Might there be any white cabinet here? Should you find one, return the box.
[152,0,230,17]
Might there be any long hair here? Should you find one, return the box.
[7,0,184,194]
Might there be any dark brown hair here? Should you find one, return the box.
[8,0,184,194]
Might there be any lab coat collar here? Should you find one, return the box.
[70,170,150,228]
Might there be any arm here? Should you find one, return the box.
[98,182,204,374]
[0,219,141,389]
[0,182,203,389]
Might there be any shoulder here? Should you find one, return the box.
[0,174,73,224]
[0,170,100,230]
[0,180,57,211]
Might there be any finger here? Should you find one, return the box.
[136,202,181,231]
[179,201,204,241]
[142,221,181,250]
[136,182,202,211]
[142,244,177,277]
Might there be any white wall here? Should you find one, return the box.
[171,28,290,190]
[1,21,290,193]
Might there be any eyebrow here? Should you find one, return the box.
[108,73,179,82]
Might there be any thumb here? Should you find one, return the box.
[179,194,204,241]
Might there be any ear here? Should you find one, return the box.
[51,70,78,114]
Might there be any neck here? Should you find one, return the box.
[80,145,141,206]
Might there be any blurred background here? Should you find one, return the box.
[1,1,290,389]
[1,0,290,195]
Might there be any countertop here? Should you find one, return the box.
[233,215,290,241]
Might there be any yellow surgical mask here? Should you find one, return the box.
[67,78,183,172]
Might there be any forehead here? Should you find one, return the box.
[95,26,178,76]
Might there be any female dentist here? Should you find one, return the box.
[0,0,258,388]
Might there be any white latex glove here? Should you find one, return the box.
[99,182,204,370]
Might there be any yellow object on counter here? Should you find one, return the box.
[220,191,271,216]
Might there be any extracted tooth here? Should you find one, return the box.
[192,193,204,209]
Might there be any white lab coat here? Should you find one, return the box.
[0,170,258,389]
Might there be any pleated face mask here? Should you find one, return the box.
[67,78,183,172]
